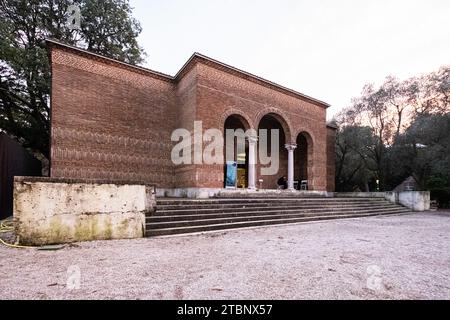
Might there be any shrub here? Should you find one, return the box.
[426,173,450,208]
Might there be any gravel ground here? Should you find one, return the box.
[1,211,450,300]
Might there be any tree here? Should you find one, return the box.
[381,76,411,140]
[405,66,450,116]
[336,65,449,191]
[387,113,450,207]
[0,0,145,169]
[395,113,450,188]
[335,126,377,192]
[346,84,392,190]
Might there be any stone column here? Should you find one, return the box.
[285,144,297,190]
[247,136,258,190]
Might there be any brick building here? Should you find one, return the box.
[47,39,336,197]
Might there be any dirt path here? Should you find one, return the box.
[1,212,449,299]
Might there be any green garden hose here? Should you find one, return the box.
[0,218,34,249]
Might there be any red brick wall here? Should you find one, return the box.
[50,48,177,187]
[173,65,198,188]
[196,63,328,190]
[50,45,331,191]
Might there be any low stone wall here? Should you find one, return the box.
[157,188,333,198]
[396,191,430,211]
[14,177,156,245]
[335,191,430,212]
[217,189,333,198]
[334,192,387,198]
[157,188,223,199]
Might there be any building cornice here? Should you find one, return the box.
[46,39,331,108]
[46,39,174,83]
[175,53,331,109]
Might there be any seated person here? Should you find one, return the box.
[277,176,287,189]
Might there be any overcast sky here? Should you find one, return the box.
[130,0,450,119]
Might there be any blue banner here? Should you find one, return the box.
[225,161,237,188]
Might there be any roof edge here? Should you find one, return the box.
[175,52,331,109]
[46,39,174,81]
[326,122,339,129]
[46,39,331,108]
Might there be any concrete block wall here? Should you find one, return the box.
[13,177,155,245]
[387,191,430,211]
[336,191,431,212]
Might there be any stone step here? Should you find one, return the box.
[146,207,408,223]
[153,204,404,216]
[147,207,410,226]
[156,198,386,206]
[214,192,329,198]
[147,196,411,237]
[145,211,411,237]
[157,201,396,210]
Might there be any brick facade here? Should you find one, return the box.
[48,40,336,191]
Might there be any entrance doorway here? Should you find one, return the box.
[236,146,248,188]
[295,132,313,190]
[224,115,249,188]
[257,114,287,189]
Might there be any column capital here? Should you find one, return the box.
[247,135,258,144]
[284,143,297,151]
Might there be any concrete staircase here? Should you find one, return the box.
[145,197,411,237]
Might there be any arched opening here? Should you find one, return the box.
[257,113,288,189]
[224,115,250,188]
[295,132,313,190]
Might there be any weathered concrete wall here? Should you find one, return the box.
[14,177,155,245]
[397,191,430,211]
[335,191,431,212]
[384,191,430,211]
[384,191,399,204]
[157,187,332,198]
[334,192,387,198]
[157,187,223,199]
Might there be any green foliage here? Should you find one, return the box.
[335,126,378,191]
[335,65,449,198]
[426,172,450,208]
[399,113,450,206]
[0,0,145,161]
[399,113,450,187]
[336,113,450,206]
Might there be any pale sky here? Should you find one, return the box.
[130,0,450,119]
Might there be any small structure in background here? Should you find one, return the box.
[393,176,419,192]
[0,134,41,219]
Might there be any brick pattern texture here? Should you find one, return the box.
[49,44,335,191]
